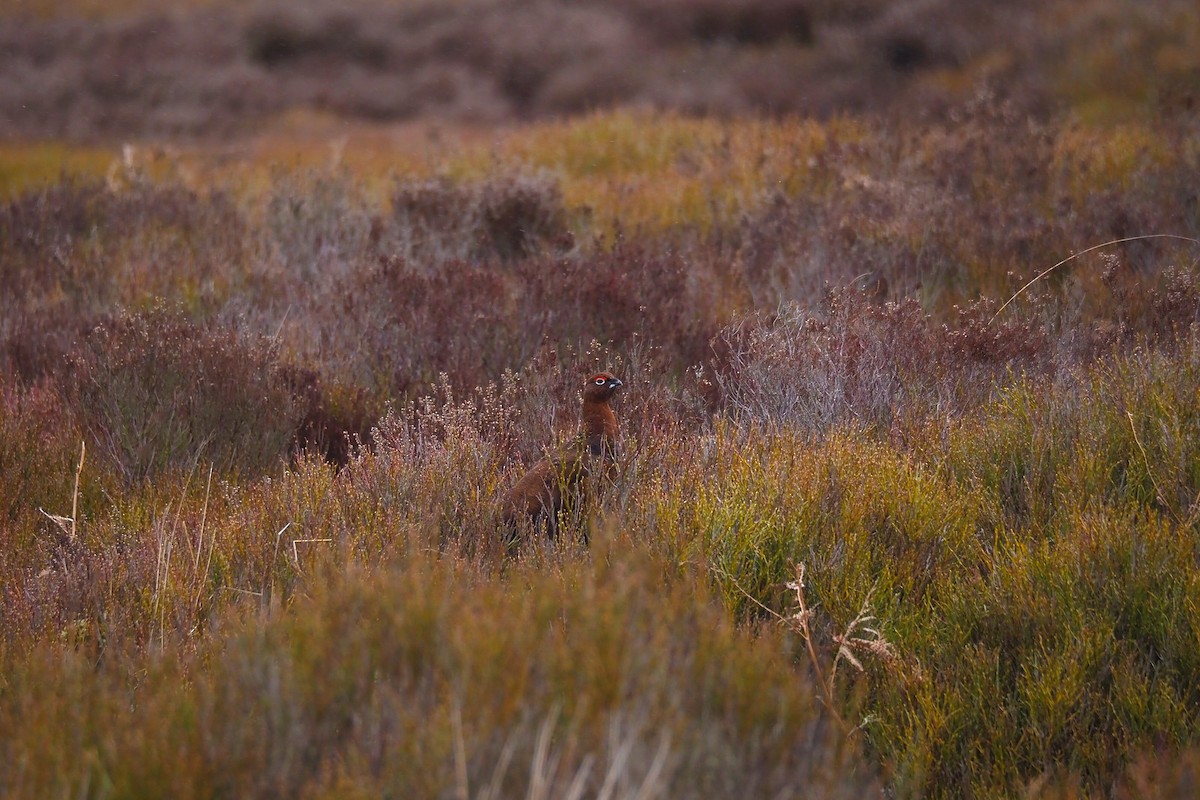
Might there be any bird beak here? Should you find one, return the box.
[610,378,623,388]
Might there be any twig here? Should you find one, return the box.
[70,440,84,540]
[785,563,851,737]
[705,562,787,622]
[266,522,292,603]
[708,561,852,736]
[1124,410,1200,530]
[193,465,217,613]
[39,440,86,541]
[291,538,333,573]
[271,305,293,347]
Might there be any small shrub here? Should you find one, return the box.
[942,335,1200,531]
[283,365,378,467]
[245,7,389,69]
[0,177,245,321]
[318,239,710,400]
[261,170,373,287]
[383,172,572,265]
[60,306,303,483]
[385,176,478,264]
[477,172,572,261]
[712,288,1050,435]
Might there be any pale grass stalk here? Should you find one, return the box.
[71,440,84,539]
[267,522,292,603]
[192,464,213,574]
[627,737,670,800]
[596,721,670,800]
[595,724,636,800]
[153,503,170,620]
[171,460,196,564]
[478,737,520,800]
[291,538,334,575]
[155,456,214,640]
[192,465,218,620]
[470,713,669,800]
[527,715,559,800]
[990,234,1200,324]
[38,440,86,541]
[453,702,469,800]
[161,533,172,646]
[1124,409,1200,531]
[156,459,198,642]
[153,514,174,648]
[561,756,595,800]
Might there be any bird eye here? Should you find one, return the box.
[594,377,606,385]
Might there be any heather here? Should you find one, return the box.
[3,1,1200,797]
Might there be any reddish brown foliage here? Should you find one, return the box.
[324,240,710,400]
[58,306,303,482]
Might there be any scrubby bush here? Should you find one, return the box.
[261,170,373,287]
[712,288,1051,435]
[384,171,572,265]
[316,240,710,399]
[0,384,90,531]
[615,0,814,46]
[59,306,303,483]
[660,339,1200,796]
[0,177,244,319]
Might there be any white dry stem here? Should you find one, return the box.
[786,562,897,738]
[39,440,86,542]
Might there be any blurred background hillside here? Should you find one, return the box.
[2,0,1197,140]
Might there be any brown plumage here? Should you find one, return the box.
[502,372,623,542]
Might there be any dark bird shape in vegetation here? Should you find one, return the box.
[502,372,623,543]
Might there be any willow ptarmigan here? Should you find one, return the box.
[501,372,623,541]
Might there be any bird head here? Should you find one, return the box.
[583,372,623,403]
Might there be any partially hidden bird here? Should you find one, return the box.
[501,372,623,543]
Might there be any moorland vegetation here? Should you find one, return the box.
[2,0,1200,797]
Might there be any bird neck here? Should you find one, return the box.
[581,398,618,444]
